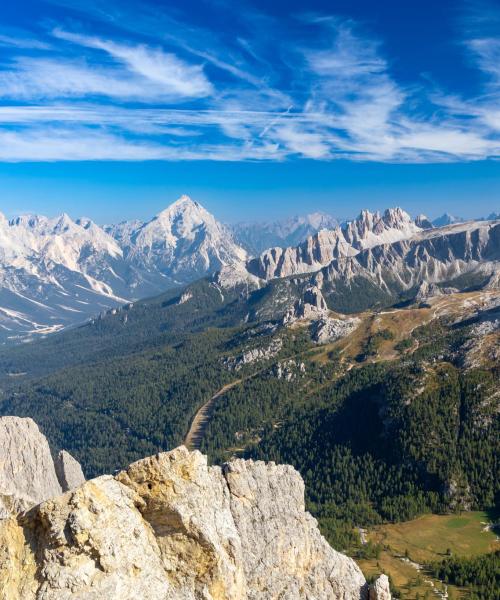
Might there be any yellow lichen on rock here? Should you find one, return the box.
[0,517,37,600]
[0,443,377,599]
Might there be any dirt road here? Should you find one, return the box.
[184,380,242,450]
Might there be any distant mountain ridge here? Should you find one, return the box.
[432,213,464,227]
[0,196,246,343]
[246,207,421,281]
[0,197,497,344]
[232,212,338,255]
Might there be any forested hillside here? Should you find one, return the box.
[0,263,498,598]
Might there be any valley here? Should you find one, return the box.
[0,206,498,600]
[1,2,499,596]
[359,511,499,599]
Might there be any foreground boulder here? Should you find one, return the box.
[0,418,390,599]
[0,417,84,518]
[369,574,391,600]
[0,445,380,599]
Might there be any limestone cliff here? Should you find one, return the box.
[0,419,390,599]
[53,450,86,492]
[0,417,84,518]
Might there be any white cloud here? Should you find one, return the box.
[0,12,498,162]
[0,58,152,100]
[273,124,330,158]
[53,29,213,98]
[0,124,284,162]
[467,37,500,85]
[399,127,498,158]
[0,33,50,49]
[0,127,167,161]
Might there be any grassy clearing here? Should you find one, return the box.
[358,511,499,599]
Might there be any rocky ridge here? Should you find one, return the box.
[315,220,500,298]
[0,196,246,343]
[0,418,390,599]
[0,417,85,519]
[247,208,421,281]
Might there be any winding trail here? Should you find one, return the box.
[184,380,243,450]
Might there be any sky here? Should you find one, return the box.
[0,0,499,223]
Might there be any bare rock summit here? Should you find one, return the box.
[0,443,382,599]
[0,417,85,518]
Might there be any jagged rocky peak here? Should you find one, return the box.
[283,285,329,324]
[246,206,422,282]
[0,421,391,599]
[415,214,433,229]
[0,416,85,518]
[342,207,420,249]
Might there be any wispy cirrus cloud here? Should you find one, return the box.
[0,1,499,162]
[0,33,213,105]
[52,29,213,98]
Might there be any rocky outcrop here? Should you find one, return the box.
[369,575,391,600]
[283,285,329,324]
[415,281,458,301]
[311,316,361,344]
[53,450,86,492]
[223,457,366,599]
[0,445,372,600]
[0,417,84,518]
[247,208,420,281]
[224,337,283,371]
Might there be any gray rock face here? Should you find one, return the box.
[0,417,85,518]
[54,450,86,492]
[311,316,361,343]
[223,458,367,599]
[369,575,391,600]
[247,208,420,281]
[319,220,500,299]
[0,446,373,600]
[0,417,62,518]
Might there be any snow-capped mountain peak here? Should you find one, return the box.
[432,213,464,227]
[149,195,218,243]
[0,196,249,342]
[107,195,247,289]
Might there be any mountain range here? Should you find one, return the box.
[0,196,246,342]
[0,196,498,343]
[0,198,498,599]
[231,212,338,255]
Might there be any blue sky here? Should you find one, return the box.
[0,0,499,223]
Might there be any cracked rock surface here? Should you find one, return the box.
[0,444,373,599]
